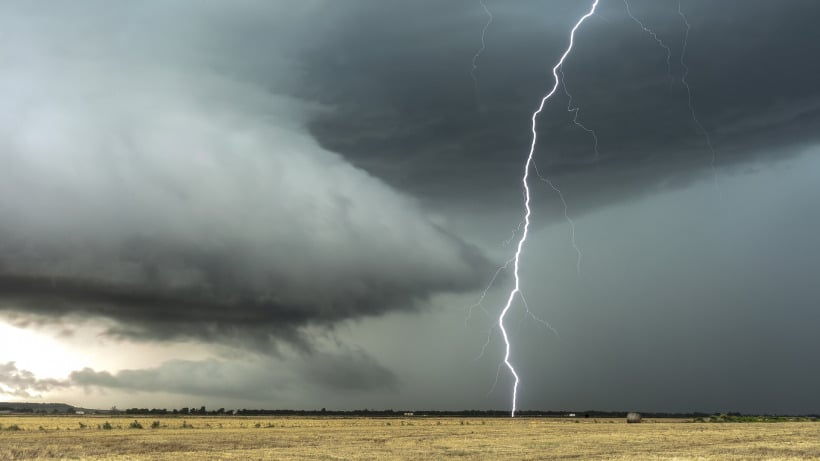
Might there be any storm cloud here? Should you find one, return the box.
[0,1,492,348]
[303,0,820,215]
[1,1,819,415]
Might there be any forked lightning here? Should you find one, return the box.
[497,0,599,417]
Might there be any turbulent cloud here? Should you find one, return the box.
[0,1,492,348]
[302,0,820,216]
[0,362,68,398]
[2,347,397,401]
[1,1,819,415]
[71,349,398,399]
[69,361,285,400]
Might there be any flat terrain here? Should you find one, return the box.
[1,416,818,460]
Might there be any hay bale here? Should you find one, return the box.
[626,412,642,423]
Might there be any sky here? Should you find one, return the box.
[1,0,819,415]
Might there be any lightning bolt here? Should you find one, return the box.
[502,220,525,248]
[677,0,720,192]
[625,1,719,191]
[623,0,674,87]
[486,292,559,398]
[465,257,513,329]
[517,292,560,337]
[497,0,599,418]
[532,160,582,277]
[560,68,600,163]
[470,0,493,98]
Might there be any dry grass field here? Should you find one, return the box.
[1,415,818,460]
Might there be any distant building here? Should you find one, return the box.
[75,411,85,415]
[568,413,576,417]
[403,412,414,417]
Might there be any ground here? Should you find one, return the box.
[1,416,818,460]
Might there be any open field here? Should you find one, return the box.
[1,416,818,460]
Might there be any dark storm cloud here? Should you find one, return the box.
[0,1,495,348]
[301,0,820,214]
[2,1,819,417]
[4,1,815,344]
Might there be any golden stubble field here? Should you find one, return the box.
[1,416,818,460]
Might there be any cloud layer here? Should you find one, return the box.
[0,362,69,398]
[1,348,398,401]
[303,0,820,217]
[0,1,492,348]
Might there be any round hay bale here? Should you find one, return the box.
[626,412,642,423]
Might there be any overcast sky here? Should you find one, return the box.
[1,0,819,415]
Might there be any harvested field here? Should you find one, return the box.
[1,416,818,460]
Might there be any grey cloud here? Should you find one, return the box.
[69,360,290,400]
[0,2,494,348]
[1,348,398,401]
[69,350,398,399]
[0,362,69,398]
[298,348,399,392]
[300,0,820,217]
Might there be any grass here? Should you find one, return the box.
[0,415,818,460]
[699,413,813,423]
